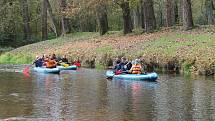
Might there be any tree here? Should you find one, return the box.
[42,0,48,40]
[178,0,183,25]
[132,1,142,29]
[182,0,194,30]
[142,0,156,33]
[113,0,132,34]
[165,0,175,26]
[140,0,145,29]
[205,0,214,25]
[20,0,32,41]
[60,0,70,35]
[96,3,109,35]
[46,0,60,37]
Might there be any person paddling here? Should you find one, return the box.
[33,56,43,67]
[61,55,69,64]
[114,57,130,74]
[129,59,142,74]
[44,58,57,68]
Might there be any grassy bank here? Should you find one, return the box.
[0,26,214,76]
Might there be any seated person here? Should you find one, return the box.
[61,55,69,64]
[124,61,132,71]
[113,58,121,70]
[51,54,57,61]
[73,59,81,67]
[114,57,128,74]
[45,58,57,68]
[33,56,43,67]
[130,59,142,74]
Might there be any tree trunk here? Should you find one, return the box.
[142,0,156,33]
[158,1,164,27]
[182,0,194,30]
[20,0,31,41]
[178,0,183,25]
[46,0,60,37]
[140,0,145,29]
[60,0,70,35]
[132,3,142,29]
[174,0,179,24]
[205,0,214,25]
[120,1,132,34]
[96,4,108,35]
[42,0,48,40]
[166,0,175,26]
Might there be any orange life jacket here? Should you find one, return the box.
[131,64,142,74]
[46,60,57,68]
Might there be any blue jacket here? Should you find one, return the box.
[34,59,43,67]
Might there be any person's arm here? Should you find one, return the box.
[32,60,36,65]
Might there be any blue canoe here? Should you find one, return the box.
[106,70,158,81]
[57,65,77,70]
[33,67,60,74]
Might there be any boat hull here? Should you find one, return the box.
[57,65,77,70]
[106,70,158,81]
[33,67,60,74]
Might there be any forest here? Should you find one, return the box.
[0,0,214,48]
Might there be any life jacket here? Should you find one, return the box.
[74,61,81,67]
[46,60,57,68]
[131,64,142,74]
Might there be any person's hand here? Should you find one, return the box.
[124,65,127,69]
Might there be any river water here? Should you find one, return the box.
[0,66,215,121]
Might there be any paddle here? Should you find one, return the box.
[22,65,32,77]
[23,65,32,74]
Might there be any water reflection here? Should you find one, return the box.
[0,69,215,121]
[0,72,34,119]
[108,79,159,121]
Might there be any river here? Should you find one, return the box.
[0,66,215,121]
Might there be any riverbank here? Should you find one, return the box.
[0,26,214,76]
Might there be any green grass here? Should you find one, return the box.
[0,53,34,64]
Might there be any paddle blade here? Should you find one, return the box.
[23,66,30,74]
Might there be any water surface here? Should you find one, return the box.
[0,67,215,121]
